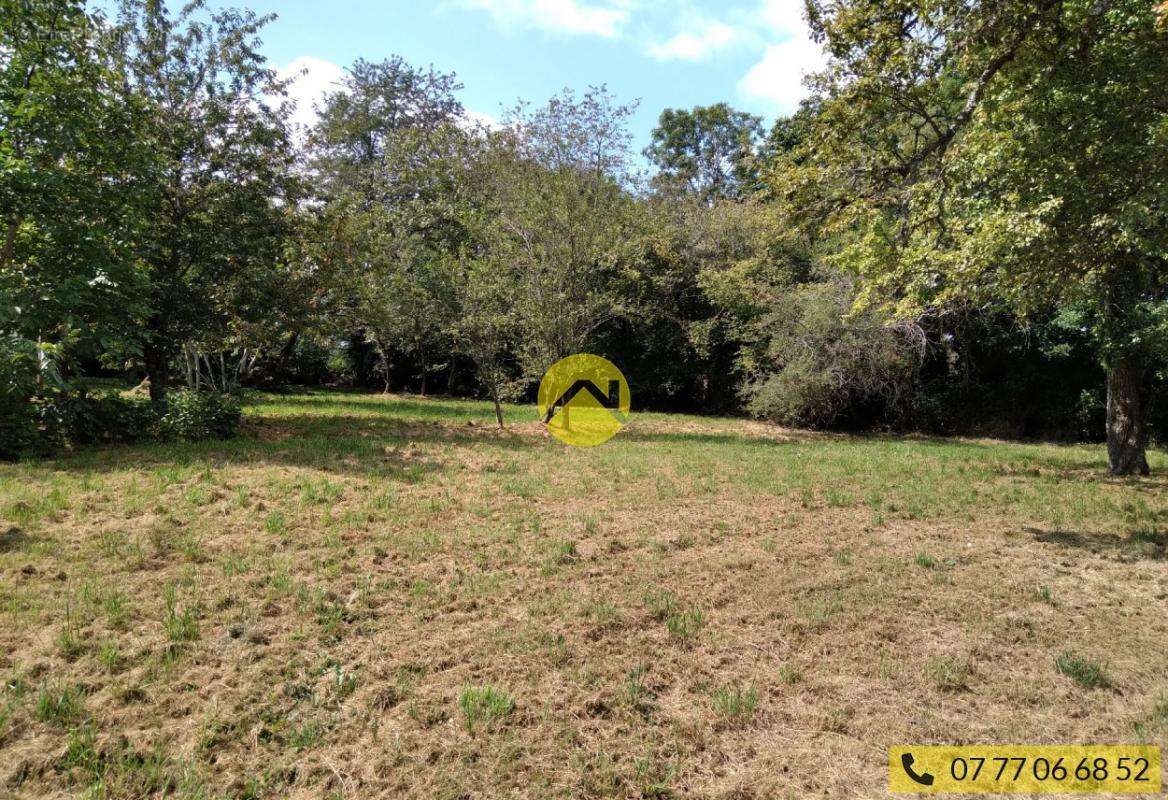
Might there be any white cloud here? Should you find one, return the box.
[757,0,808,34]
[737,0,826,113]
[462,109,503,130]
[457,0,631,38]
[648,20,736,61]
[277,56,346,133]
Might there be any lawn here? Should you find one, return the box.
[1,390,1166,798]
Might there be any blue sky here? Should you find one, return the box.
[251,0,824,154]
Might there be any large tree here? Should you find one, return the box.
[107,0,298,402]
[489,87,643,380]
[310,58,467,392]
[645,103,762,204]
[1,0,144,355]
[772,0,1168,474]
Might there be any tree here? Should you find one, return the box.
[311,58,467,393]
[772,0,1168,474]
[107,0,298,402]
[1,0,145,359]
[451,251,522,428]
[645,103,762,204]
[488,87,643,380]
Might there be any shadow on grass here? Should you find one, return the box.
[27,413,540,480]
[1029,526,1167,561]
[0,525,30,551]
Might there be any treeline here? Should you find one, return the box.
[3,0,1167,473]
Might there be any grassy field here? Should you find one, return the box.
[1,390,1167,799]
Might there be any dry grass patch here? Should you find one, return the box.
[1,390,1166,798]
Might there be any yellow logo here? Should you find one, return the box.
[537,354,630,447]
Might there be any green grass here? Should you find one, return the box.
[665,608,705,640]
[914,552,937,569]
[924,656,973,691]
[1055,652,1109,688]
[1034,585,1056,605]
[34,683,85,726]
[458,685,516,734]
[711,684,759,723]
[161,584,199,648]
[621,666,657,717]
[777,663,803,685]
[1,389,1165,799]
[643,588,678,621]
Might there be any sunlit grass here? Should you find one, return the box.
[0,391,1164,798]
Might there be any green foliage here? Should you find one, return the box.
[915,309,1107,441]
[0,335,68,459]
[4,386,240,459]
[1,0,146,352]
[310,57,467,394]
[479,88,643,380]
[105,0,301,398]
[722,273,922,428]
[646,103,763,202]
[158,391,241,441]
[775,0,1168,469]
[64,390,238,447]
[64,394,158,446]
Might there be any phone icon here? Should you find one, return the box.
[901,752,935,786]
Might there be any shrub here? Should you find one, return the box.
[0,393,44,460]
[159,390,240,441]
[733,277,924,428]
[0,335,66,459]
[64,394,159,445]
[4,386,240,459]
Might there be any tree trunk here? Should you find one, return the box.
[419,348,427,396]
[378,344,392,394]
[1106,359,1150,476]
[270,330,299,382]
[144,342,170,404]
[492,390,504,429]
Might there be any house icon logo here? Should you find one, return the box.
[537,354,630,447]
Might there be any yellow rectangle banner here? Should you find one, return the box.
[889,745,1161,794]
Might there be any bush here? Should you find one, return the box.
[0,335,66,459]
[737,278,924,428]
[65,394,159,445]
[0,393,43,460]
[159,390,240,441]
[4,389,240,458]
